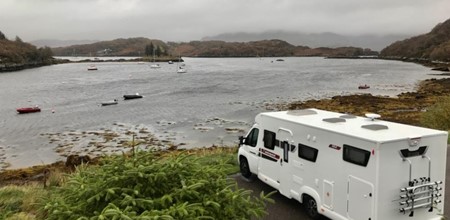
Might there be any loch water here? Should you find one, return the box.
[0,57,438,169]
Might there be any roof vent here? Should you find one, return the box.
[323,118,346,123]
[287,109,317,116]
[340,114,356,119]
[365,113,381,121]
[362,124,388,131]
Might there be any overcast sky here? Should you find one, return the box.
[1,0,449,42]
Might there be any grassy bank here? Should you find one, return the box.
[0,147,274,220]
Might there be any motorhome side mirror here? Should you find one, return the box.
[239,136,244,146]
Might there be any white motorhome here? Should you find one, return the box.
[238,109,447,220]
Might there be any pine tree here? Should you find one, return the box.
[155,46,162,57]
[145,43,154,56]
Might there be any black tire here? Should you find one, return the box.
[304,195,321,220]
[239,157,253,179]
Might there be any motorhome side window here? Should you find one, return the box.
[400,146,428,158]
[298,144,319,162]
[263,130,276,150]
[244,128,259,147]
[343,144,370,167]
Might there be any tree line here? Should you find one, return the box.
[144,43,168,57]
[0,30,54,66]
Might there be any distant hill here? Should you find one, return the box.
[202,31,409,51]
[169,39,378,57]
[30,39,98,48]
[51,37,378,58]
[52,37,169,57]
[380,18,450,62]
[0,31,54,72]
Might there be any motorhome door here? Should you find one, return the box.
[347,175,374,220]
[278,128,294,197]
[258,129,283,189]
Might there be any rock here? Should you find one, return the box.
[65,154,91,169]
[431,66,450,72]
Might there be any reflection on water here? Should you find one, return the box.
[0,57,436,169]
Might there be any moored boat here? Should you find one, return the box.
[177,66,187,74]
[150,48,161,69]
[123,93,143,100]
[87,65,98,71]
[101,99,118,106]
[150,64,161,69]
[17,106,41,114]
[358,84,370,89]
[176,55,187,73]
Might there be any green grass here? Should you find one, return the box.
[0,183,47,220]
[0,147,270,220]
[420,96,450,142]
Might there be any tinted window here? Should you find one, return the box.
[343,144,370,167]
[298,143,318,162]
[244,128,259,147]
[263,130,276,150]
[400,146,427,158]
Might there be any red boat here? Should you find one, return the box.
[16,107,41,114]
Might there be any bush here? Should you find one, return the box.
[40,151,272,219]
[421,96,450,131]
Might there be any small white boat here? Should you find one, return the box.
[87,65,98,71]
[101,99,118,106]
[150,48,161,69]
[168,61,174,64]
[176,55,186,73]
[150,64,161,69]
[177,66,187,73]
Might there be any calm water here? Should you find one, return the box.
[0,57,437,169]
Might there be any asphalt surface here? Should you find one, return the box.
[233,174,329,220]
[233,146,450,220]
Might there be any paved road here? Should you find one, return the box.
[234,146,450,220]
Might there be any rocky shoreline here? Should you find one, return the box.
[269,76,450,126]
[2,70,450,185]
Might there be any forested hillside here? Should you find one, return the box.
[0,31,54,71]
[169,39,378,57]
[52,37,169,57]
[380,18,450,62]
[51,37,377,58]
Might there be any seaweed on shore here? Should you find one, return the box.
[270,78,450,126]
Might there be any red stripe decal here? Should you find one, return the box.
[259,148,280,160]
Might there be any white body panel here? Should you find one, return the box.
[238,108,447,220]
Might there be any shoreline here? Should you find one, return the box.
[1,60,450,184]
[2,76,450,184]
[271,76,450,126]
[2,55,449,73]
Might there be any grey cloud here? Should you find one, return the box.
[0,0,449,42]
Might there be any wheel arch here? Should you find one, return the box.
[300,186,321,206]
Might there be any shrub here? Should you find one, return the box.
[421,96,450,131]
[41,151,272,219]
